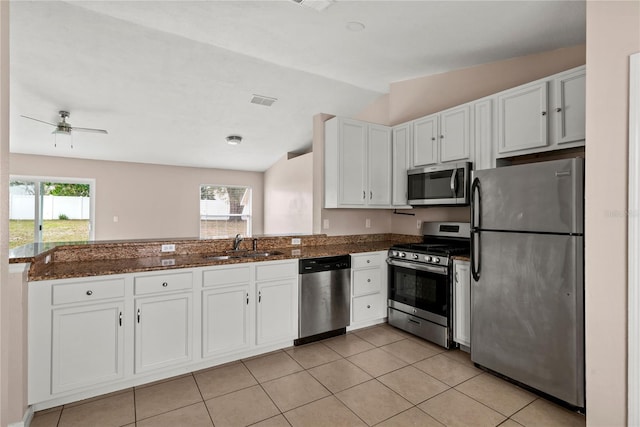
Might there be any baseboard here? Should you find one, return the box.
[8,406,33,427]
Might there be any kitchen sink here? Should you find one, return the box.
[205,250,284,261]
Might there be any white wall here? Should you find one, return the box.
[9,154,265,240]
[264,153,313,235]
[585,1,640,425]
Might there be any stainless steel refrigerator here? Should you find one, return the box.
[470,158,584,409]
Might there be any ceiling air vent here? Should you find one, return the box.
[250,94,278,107]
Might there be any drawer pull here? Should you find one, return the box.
[86,290,93,296]
[162,282,168,287]
[367,278,371,283]
[366,260,370,264]
[367,304,371,309]
[408,318,421,325]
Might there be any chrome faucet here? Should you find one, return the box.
[233,234,244,251]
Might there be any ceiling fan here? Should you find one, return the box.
[21,110,108,136]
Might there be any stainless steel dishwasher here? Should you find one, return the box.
[295,255,351,346]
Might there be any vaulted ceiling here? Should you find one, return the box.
[9,0,585,171]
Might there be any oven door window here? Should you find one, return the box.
[389,264,448,318]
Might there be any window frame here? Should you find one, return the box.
[199,184,253,239]
[10,175,96,243]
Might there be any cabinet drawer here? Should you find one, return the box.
[203,266,250,287]
[255,261,297,282]
[52,279,125,305]
[352,293,384,323]
[351,253,382,269]
[135,272,193,295]
[353,269,381,296]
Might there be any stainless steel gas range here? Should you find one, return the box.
[387,222,470,348]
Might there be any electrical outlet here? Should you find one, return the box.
[323,219,329,229]
[161,258,176,266]
[291,238,301,245]
[292,249,301,256]
[417,220,422,229]
[161,244,175,252]
[365,218,371,228]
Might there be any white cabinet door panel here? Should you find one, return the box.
[554,70,586,145]
[453,261,471,348]
[440,105,470,162]
[256,280,296,345]
[368,124,392,206]
[413,115,439,167]
[339,119,367,205]
[392,124,412,206]
[202,285,250,358]
[135,293,192,373]
[498,82,548,154]
[474,98,494,170]
[52,302,124,393]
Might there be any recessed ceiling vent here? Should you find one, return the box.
[290,0,334,12]
[250,94,278,107]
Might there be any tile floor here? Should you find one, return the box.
[31,324,586,427]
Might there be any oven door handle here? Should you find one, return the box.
[387,259,448,275]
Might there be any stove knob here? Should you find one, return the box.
[424,256,432,262]
[412,254,419,260]
[400,252,406,258]
[433,257,440,264]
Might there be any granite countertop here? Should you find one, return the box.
[27,240,402,281]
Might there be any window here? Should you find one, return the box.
[200,185,252,239]
[9,177,95,248]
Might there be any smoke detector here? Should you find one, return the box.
[226,135,242,145]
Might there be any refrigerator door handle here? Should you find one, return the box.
[450,169,458,195]
[470,176,481,282]
[471,229,481,281]
[471,177,481,229]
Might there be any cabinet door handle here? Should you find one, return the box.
[86,290,93,296]
[162,282,168,287]
[137,308,141,323]
[367,278,371,283]
[440,135,444,139]
[367,305,371,309]
[369,191,372,200]
[366,259,370,264]
[431,137,436,141]
[556,107,562,112]
[258,291,262,303]
[541,111,547,116]
[362,191,366,200]
[119,312,122,327]
[246,292,249,305]
[455,272,459,283]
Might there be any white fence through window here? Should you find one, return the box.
[10,194,91,220]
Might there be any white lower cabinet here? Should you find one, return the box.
[134,292,193,373]
[453,260,471,349]
[51,301,125,394]
[256,279,297,345]
[350,251,388,328]
[29,259,299,410]
[202,284,251,358]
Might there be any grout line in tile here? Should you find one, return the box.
[191,372,216,426]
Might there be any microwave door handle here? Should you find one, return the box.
[450,169,457,195]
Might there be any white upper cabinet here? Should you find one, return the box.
[553,67,586,145]
[495,66,586,159]
[325,117,392,208]
[413,104,471,168]
[391,123,412,206]
[368,124,393,206]
[412,114,439,167]
[473,98,495,171]
[497,81,549,154]
[440,105,471,163]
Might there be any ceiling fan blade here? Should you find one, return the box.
[72,127,109,134]
[20,115,57,127]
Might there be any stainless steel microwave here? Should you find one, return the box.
[407,162,471,206]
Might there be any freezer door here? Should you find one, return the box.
[472,158,583,234]
[471,231,584,407]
